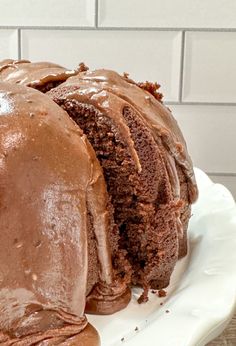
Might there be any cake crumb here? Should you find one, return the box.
[138,81,163,102]
[77,62,89,72]
[165,309,170,313]
[151,290,156,294]
[158,289,167,298]
[160,302,164,306]
[122,72,163,102]
[121,337,125,342]
[135,326,139,332]
[123,72,129,79]
[137,287,149,304]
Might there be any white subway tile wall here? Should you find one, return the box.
[0,30,18,60]
[170,105,236,174]
[0,0,95,27]
[98,0,236,29]
[0,0,235,197]
[183,32,236,103]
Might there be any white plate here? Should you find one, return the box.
[88,168,236,346]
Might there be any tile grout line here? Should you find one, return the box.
[17,28,21,60]
[95,0,98,28]
[206,172,236,177]
[165,101,236,106]
[178,31,185,102]
[1,26,236,31]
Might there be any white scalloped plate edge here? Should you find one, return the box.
[88,168,236,346]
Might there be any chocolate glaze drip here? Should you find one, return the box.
[0,82,128,344]
[0,59,78,89]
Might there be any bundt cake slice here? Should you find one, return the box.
[0,59,78,93]
[0,82,130,344]
[48,68,198,292]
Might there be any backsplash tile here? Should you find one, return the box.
[98,0,236,28]
[170,105,236,174]
[0,0,95,27]
[21,29,182,102]
[183,32,236,103]
[0,30,18,61]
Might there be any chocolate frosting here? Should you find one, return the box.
[0,82,126,344]
[50,69,198,204]
[0,60,77,89]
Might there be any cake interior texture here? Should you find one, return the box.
[56,97,178,290]
[48,69,198,292]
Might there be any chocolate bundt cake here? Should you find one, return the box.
[0,59,78,93]
[48,68,198,291]
[0,58,198,293]
[0,83,130,344]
